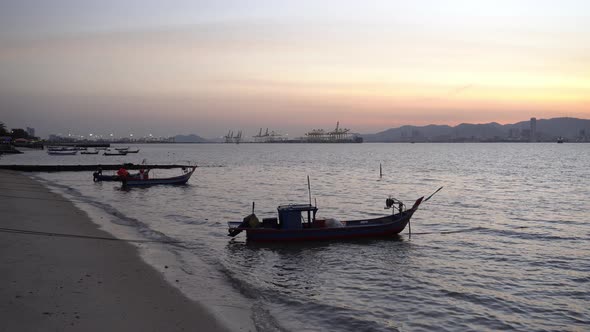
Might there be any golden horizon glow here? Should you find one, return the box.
[0,1,589,136]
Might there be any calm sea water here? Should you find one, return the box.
[3,143,589,331]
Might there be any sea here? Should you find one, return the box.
[2,143,589,331]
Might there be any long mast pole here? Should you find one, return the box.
[307,175,312,205]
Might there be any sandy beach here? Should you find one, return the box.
[0,170,230,332]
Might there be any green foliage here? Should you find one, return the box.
[10,128,30,139]
[0,122,8,136]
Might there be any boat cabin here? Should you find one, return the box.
[276,204,318,229]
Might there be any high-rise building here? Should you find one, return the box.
[530,118,537,142]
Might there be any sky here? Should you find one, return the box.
[0,0,589,138]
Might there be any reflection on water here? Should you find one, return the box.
[5,143,589,331]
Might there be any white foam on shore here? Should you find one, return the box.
[33,174,258,332]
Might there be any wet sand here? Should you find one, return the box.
[0,170,231,332]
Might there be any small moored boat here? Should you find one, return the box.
[93,173,121,182]
[93,170,140,182]
[81,150,99,155]
[228,187,442,242]
[47,150,77,155]
[104,150,127,156]
[120,166,196,186]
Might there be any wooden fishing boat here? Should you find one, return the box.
[93,173,121,182]
[47,150,77,155]
[228,187,442,242]
[93,159,148,182]
[121,166,196,186]
[47,146,77,151]
[93,172,145,182]
[103,150,127,156]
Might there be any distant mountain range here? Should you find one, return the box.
[173,134,209,143]
[362,117,590,142]
[175,117,590,143]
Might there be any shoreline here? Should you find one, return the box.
[0,170,235,331]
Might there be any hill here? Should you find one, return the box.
[362,117,590,142]
[173,134,209,143]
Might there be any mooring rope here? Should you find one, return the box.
[0,227,181,244]
[409,227,484,235]
[0,193,87,203]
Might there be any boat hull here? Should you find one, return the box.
[47,151,77,155]
[122,167,196,186]
[93,174,122,182]
[238,213,414,242]
[123,177,190,186]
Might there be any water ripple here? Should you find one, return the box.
[18,143,590,331]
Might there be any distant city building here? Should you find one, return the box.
[508,128,520,140]
[578,129,587,142]
[26,127,35,137]
[411,129,421,139]
[530,117,537,142]
[47,132,173,143]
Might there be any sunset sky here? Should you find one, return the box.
[1,0,589,138]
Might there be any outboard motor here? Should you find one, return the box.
[228,213,259,237]
[92,167,102,182]
[385,197,395,209]
[385,196,405,214]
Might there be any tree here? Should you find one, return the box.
[10,128,30,139]
[0,122,8,136]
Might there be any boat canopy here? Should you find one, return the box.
[277,204,318,230]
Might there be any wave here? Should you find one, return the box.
[32,175,176,243]
[477,227,588,242]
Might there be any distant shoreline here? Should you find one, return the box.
[38,140,589,145]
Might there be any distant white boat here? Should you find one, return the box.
[47,150,77,155]
[47,146,72,151]
[104,149,127,156]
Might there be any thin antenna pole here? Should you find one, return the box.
[307,175,312,206]
[252,202,255,214]
[424,186,444,202]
